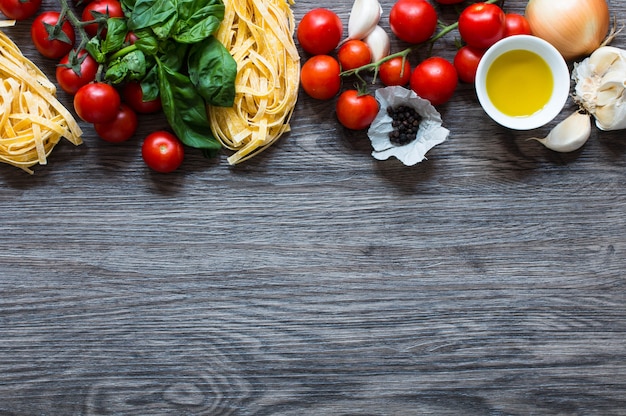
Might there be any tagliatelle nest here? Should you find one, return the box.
[367,86,449,166]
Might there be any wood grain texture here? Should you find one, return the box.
[1,0,625,415]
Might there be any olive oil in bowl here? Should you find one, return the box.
[486,49,553,117]
[475,35,569,130]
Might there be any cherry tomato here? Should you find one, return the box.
[297,8,343,55]
[82,0,124,38]
[122,82,162,114]
[56,50,98,95]
[94,104,138,143]
[410,57,458,106]
[124,31,139,45]
[0,0,41,20]
[31,12,76,59]
[337,40,371,71]
[141,131,185,173]
[504,13,532,37]
[300,55,341,100]
[458,3,506,50]
[379,56,411,86]
[453,45,485,84]
[336,90,378,130]
[74,82,121,123]
[389,0,438,44]
[434,0,465,4]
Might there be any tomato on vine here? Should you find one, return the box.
[122,82,162,114]
[337,40,371,71]
[31,11,76,59]
[458,3,506,50]
[379,56,411,87]
[453,46,485,84]
[0,0,41,20]
[94,104,138,143]
[56,50,98,95]
[336,90,379,131]
[141,131,185,173]
[297,8,343,55]
[389,0,438,44]
[410,57,458,106]
[82,0,124,38]
[503,13,532,37]
[74,82,121,123]
[300,55,341,100]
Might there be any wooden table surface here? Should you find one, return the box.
[1,0,625,414]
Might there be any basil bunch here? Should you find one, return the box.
[86,0,237,156]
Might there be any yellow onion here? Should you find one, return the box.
[525,0,610,60]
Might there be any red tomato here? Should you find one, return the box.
[410,57,458,106]
[82,0,124,38]
[458,3,506,49]
[297,8,343,55]
[56,50,98,95]
[141,131,185,173]
[453,45,485,84]
[94,104,138,143]
[337,40,371,71]
[124,31,138,45]
[336,90,378,130]
[122,82,162,114]
[73,82,121,123]
[300,55,341,100]
[31,12,76,59]
[0,0,41,20]
[389,0,438,44]
[379,56,411,86]
[434,0,465,4]
[504,13,532,37]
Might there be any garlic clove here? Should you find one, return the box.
[363,25,390,63]
[588,46,626,75]
[596,71,625,106]
[345,0,382,43]
[528,110,592,152]
[594,100,626,131]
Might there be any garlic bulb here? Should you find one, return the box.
[345,0,382,42]
[528,111,592,152]
[572,46,626,131]
[363,25,390,63]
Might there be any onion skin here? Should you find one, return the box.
[525,0,610,60]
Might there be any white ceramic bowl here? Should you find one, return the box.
[475,35,570,130]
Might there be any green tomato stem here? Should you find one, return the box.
[57,0,93,54]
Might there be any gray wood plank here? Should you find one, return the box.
[1,0,625,414]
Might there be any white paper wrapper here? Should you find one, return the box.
[367,86,449,166]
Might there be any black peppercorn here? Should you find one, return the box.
[387,105,422,146]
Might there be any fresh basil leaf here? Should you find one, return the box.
[173,15,222,44]
[133,30,159,55]
[126,0,177,32]
[85,37,106,63]
[140,68,160,102]
[158,40,189,72]
[187,36,236,107]
[157,60,221,153]
[101,18,128,54]
[105,50,147,83]
[173,0,224,43]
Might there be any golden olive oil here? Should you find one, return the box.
[486,49,553,117]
